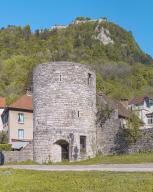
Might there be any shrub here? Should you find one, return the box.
[126,111,141,144]
[0,131,8,144]
[0,144,12,151]
[97,104,113,126]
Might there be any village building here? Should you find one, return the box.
[98,94,128,120]
[1,92,33,149]
[129,96,153,129]
[0,97,6,131]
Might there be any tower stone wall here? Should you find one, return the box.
[33,61,96,163]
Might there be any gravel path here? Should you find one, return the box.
[2,164,153,172]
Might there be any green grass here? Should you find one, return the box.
[6,160,39,165]
[52,152,153,165]
[5,152,153,165]
[0,169,153,191]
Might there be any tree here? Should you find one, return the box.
[0,131,8,144]
[126,112,141,144]
[75,16,91,21]
[23,25,31,40]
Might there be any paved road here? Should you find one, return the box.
[2,164,153,172]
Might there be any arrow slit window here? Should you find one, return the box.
[88,73,92,85]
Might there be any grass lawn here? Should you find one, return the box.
[53,152,153,165]
[0,169,153,192]
[5,152,153,165]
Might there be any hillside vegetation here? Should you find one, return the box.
[0,18,153,103]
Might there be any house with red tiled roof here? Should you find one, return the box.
[129,95,153,129]
[1,92,33,147]
[97,93,129,128]
[0,97,6,131]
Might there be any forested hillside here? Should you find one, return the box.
[0,17,153,103]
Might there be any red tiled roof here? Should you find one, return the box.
[0,97,6,108]
[129,95,153,105]
[9,94,33,111]
[114,101,129,118]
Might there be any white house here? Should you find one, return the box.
[129,96,153,129]
[0,97,6,131]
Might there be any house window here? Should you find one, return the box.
[18,113,24,124]
[147,116,153,124]
[18,129,24,140]
[2,113,8,125]
[146,97,150,108]
[146,97,153,108]
[149,99,153,106]
[80,136,86,153]
[88,73,92,85]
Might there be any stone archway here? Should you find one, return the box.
[54,140,69,161]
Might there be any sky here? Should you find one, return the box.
[0,0,153,56]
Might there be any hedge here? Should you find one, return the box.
[0,144,12,151]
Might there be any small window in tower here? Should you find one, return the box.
[88,73,92,85]
[78,111,80,117]
[80,136,86,153]
[60,75,62,81]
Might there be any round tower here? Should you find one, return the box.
[33,61,96,163]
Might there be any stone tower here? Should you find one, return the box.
[33,61,96,163]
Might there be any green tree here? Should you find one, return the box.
[0,131,8,144]
[126,112,141,144]
[23,25,31,40]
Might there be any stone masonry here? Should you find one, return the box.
[0,143,33,164]
[97,116,153,155]
[33,62,96,163]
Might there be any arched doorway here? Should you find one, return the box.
[54,140,69,160]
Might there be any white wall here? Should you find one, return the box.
[9,110,33,143]
[129,99,153,129]
[0,108,4,131]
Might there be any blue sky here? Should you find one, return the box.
[0,0,153,56]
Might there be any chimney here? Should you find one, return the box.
[120,98,128,109]
[26,89,32,96]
